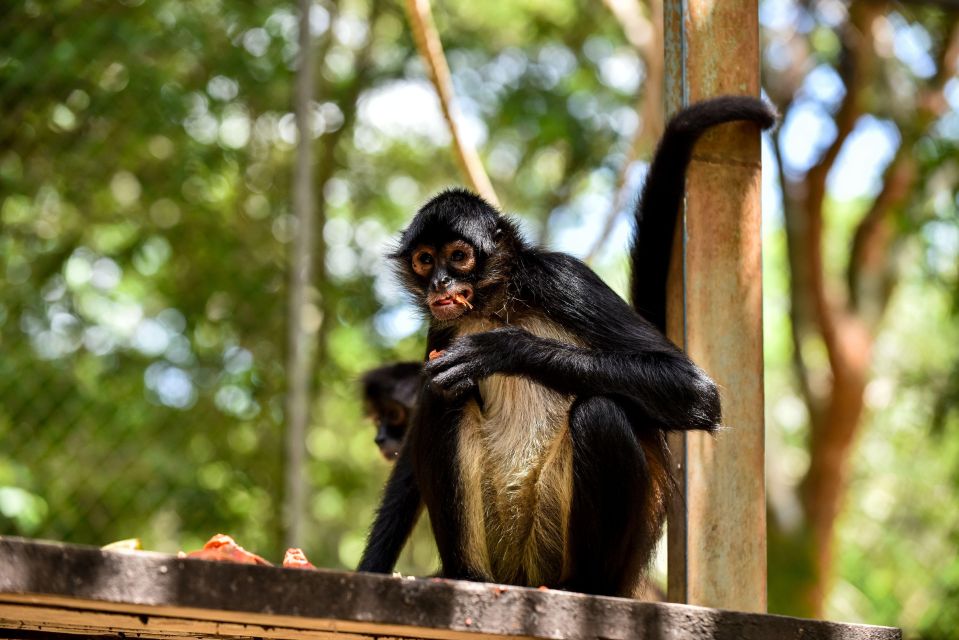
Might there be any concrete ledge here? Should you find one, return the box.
[0,537,900,640]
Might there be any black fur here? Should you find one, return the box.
[361,362,422,461]
[631,96,777,332]
[356,445,422,570]
[358,96,776,596]
[566,395,651,595]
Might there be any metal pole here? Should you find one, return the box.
[284,0,317,549]
[663,0,766,612]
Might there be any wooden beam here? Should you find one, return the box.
[663,0,767,612]
[0,538,899,640]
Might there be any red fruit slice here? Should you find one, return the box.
[184,534,271,566]
[282,547,316,569]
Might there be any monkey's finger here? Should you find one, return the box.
[424,358,453,376]
[438,376,475,399]
[424,349,476,376]
[430,366,465,389]
[431,363,477,391]
[430,374,474,399]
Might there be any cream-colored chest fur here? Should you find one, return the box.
[455,316,579,586]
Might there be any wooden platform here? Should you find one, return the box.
[0,537,900,640]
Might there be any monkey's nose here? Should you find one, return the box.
[374,434,387,445]
[434,275,452,290]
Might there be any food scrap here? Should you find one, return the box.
[102,538,142,551]
[182,533,271,566]
[282,547,316,570]
[428,349,444,361]
[452,292,473,309]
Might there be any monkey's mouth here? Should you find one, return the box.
[378,442,401,461]
[428,287,474,321]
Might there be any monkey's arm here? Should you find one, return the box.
[358,327,456,573]
[357,446,423,573]
[426,253,721,431]
[427,327,719,431]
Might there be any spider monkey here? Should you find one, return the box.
[358,96,776,596]
[361,362,421,461]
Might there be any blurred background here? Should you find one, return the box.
[1,0,957,636]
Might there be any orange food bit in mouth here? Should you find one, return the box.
[452,292,473,309]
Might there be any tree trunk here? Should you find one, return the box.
[798,315,871,616]
[772,13,959,616]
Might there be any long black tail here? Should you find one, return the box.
[629,96,776,333]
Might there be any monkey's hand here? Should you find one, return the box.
[424,327,528,398]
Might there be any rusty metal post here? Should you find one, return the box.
[663,0,766,612]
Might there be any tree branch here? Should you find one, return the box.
[774,133,820,420]
[845,146,914,315]
[799,1,881,375]
[847,17,959,315]
[404,0,500,208]
[763,20,820,417]
[585,0,663,263]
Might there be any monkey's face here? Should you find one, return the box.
[394,189,513,324]
[370,401,408,461]
[361,361,421,462]
[408,239,478,322]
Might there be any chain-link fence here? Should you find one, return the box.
[0,0,401,567]
[0,0,636,574]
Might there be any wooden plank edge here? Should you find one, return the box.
[0,597,522,640]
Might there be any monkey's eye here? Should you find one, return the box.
[386,405,405,425]
[411,247,436,276]
[442,241,475,271]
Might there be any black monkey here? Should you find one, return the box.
[358,96,776,596]
[361,362,422,461]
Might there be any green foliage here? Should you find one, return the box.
[2,1,958,638]
[0,0,636,571]
[1,0,299,557]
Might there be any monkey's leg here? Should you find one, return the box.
[408,396,485,582]
[564,395,652,597]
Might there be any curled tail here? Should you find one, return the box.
[629,96,776,332]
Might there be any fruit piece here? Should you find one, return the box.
[283,547,316,569]
[428,349,444,361]
[184,534,271,565]
[102,538,142,551]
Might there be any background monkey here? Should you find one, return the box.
[359,96,776,596]
[361,362,421,461]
